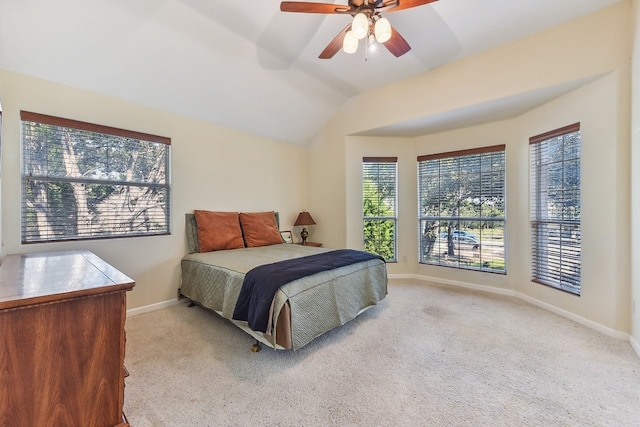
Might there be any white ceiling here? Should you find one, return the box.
[0,0,623,145]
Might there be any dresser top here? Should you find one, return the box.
[0,250,134,310]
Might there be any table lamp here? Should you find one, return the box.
[294,211,316,245]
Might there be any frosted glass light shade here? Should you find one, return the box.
[343,30,358,54]
[351,13,369,40]
[375,17,392,43]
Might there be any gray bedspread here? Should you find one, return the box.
[180,244,387,350]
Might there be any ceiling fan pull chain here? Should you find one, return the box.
[365,37,369,61]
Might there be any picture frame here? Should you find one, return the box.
[280,230,293,244]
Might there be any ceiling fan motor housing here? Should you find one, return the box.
[349,0,387,7]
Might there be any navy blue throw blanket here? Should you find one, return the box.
[232,249,384,333]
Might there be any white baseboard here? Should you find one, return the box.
[631,334,640,358]
[387,273,416,280]
[389,273,515,297]
[396,274,632,344]
[515,292,629,341]
[127,298,183,317]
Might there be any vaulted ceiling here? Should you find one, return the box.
[0,0,624,145]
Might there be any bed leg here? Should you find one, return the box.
[251,340,262,353]
[187,300,195,307]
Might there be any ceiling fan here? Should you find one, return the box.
[280,0,439,59]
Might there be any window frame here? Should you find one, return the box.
[529,123,581,295]
[417,145,506,273]
[20,111,171,243]
[362,157,398,262]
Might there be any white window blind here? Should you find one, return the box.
[417,145,506,273]
[21,111,171,243]
[530,123,581,295]
[363,157,397,262]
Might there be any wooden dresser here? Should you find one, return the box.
[0,250,135,427]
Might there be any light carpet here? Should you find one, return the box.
[123,279,640,426]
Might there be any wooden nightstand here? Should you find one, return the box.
[296,242,322,247]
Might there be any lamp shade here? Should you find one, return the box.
[374,17,392,43]
[343,30,358,54]
[351,13,369,40]
[294,211,316,226]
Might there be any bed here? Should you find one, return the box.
[179,211,388,351]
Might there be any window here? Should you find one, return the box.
[530,123,581,295]
[418,145,506,273]
[21,111,171,243]
[363,157,397,262]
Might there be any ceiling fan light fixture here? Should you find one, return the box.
[374,17,392,43]
[351,12,369,40]
[343,30,359,54]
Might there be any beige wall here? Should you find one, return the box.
[310,2,633,335]
[516,72,630,332]
[0,70,308,310]
[631,0,640,353]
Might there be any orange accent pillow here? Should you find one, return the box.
[239,211,284,248]
[194,210,245,252]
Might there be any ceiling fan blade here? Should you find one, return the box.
[319,23,352,59]
[384,26,411,57]
[280,2,351,14]
[388,0,438,13]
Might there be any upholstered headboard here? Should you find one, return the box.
[185,213,200,254]
[185,212,280,254]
